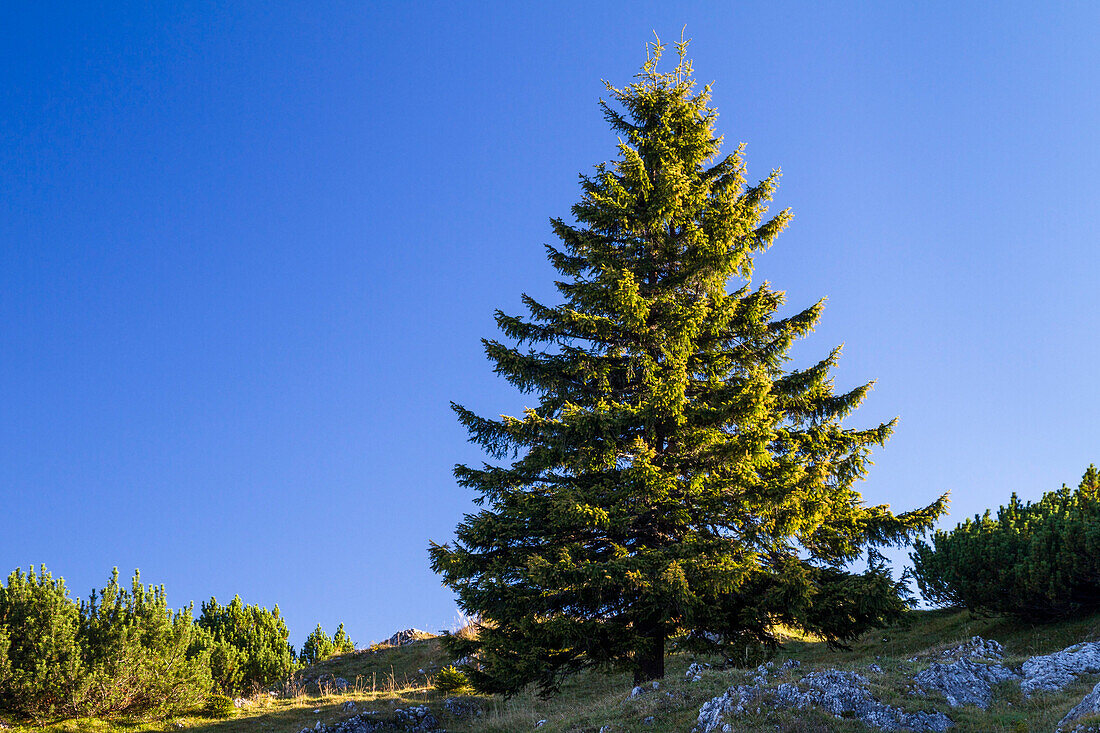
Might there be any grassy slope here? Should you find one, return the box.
[6,609,1100,733]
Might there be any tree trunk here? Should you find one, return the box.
[633,627,666,684]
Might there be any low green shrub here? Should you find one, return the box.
[0,566,83,718]
[912,465,1100,621]
[333,622,355,655]
[0,567,211,719]
[78,569,212,718]
[203,693,235,718]
[193,596,298,696]
[433,665,471,695]
[300,624,335,666]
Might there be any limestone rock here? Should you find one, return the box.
[938,637,1005,662]
[394,705,438,731]
[443,696,483,719]
[913,656,1019,708]
[1061,680,1100,730]
[686,662,710,682]
[385,629,433,647]
[696,668,952,732]
[1022,641,1100,694]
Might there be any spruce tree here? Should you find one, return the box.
[430,39,945,695]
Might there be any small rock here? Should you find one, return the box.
[535,721,547,728]
[342,701,356,712]
[385,628,433,647]
[651,680,659,690]
[1061,679,1100,729]
[629,685,644,699]
[313,709,321,714]
[938,636,1005,662]
[686,662,709,682]
[642,716,655,725]
[394,705,438,731]
[443,696,483,719]
[867,663,883,674]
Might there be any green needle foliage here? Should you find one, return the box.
[433,665,472,695]
[0,566,211,719]
[430,38,945,695]
[77,569,212,717]
[912,465,1100,621]
[193,595,298,696]
[298,621,354,665]
[0,566,82,717]
[300,624,336,666]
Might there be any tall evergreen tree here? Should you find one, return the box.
[430,39,945,695]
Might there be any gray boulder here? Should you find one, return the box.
[913,656,1019,708]
[697,683,765,731]
[685,662,709,682]
[1022,641,1100,694]
[938,636,1005,662]
[1061,679,1100,730]
[696,669,952,732]
[385,629,432,647]
[443,696,483,719]
[394,705,438,731]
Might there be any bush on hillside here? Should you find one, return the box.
[911,465,1100,621]
[0,567,211,719]
[77,569,212,718]
[332,623,355,655]
[300,624,335,666]
[193,596,297,696]
[0,566,83,717]
[433,665,471,695]
[203,693,235,718]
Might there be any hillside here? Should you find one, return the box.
[5,609,1100,733]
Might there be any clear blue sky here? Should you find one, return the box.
[2,2,1098,647]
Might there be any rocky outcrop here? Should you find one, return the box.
[393,706,438,731]
[912,639,1019,709]
[442,696,483,719]
[295,705,438,733]
[696,668,952,732]
[385,629,434,647]
[695,634,1100,731]
[1022,641,1100,695]
[1060,679,1100,731]
[914,657,1018,708]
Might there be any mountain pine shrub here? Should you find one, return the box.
[0,567,211,719]
[332,623,355,655]
[203,693,235,718]
[0,566,83,718]
[433,665,471,695]
[76,569,212,718]
[300,624,336,666]
[912,465,1100,621]
[193,596,297,695]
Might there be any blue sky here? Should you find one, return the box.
[2,2,1097,647]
